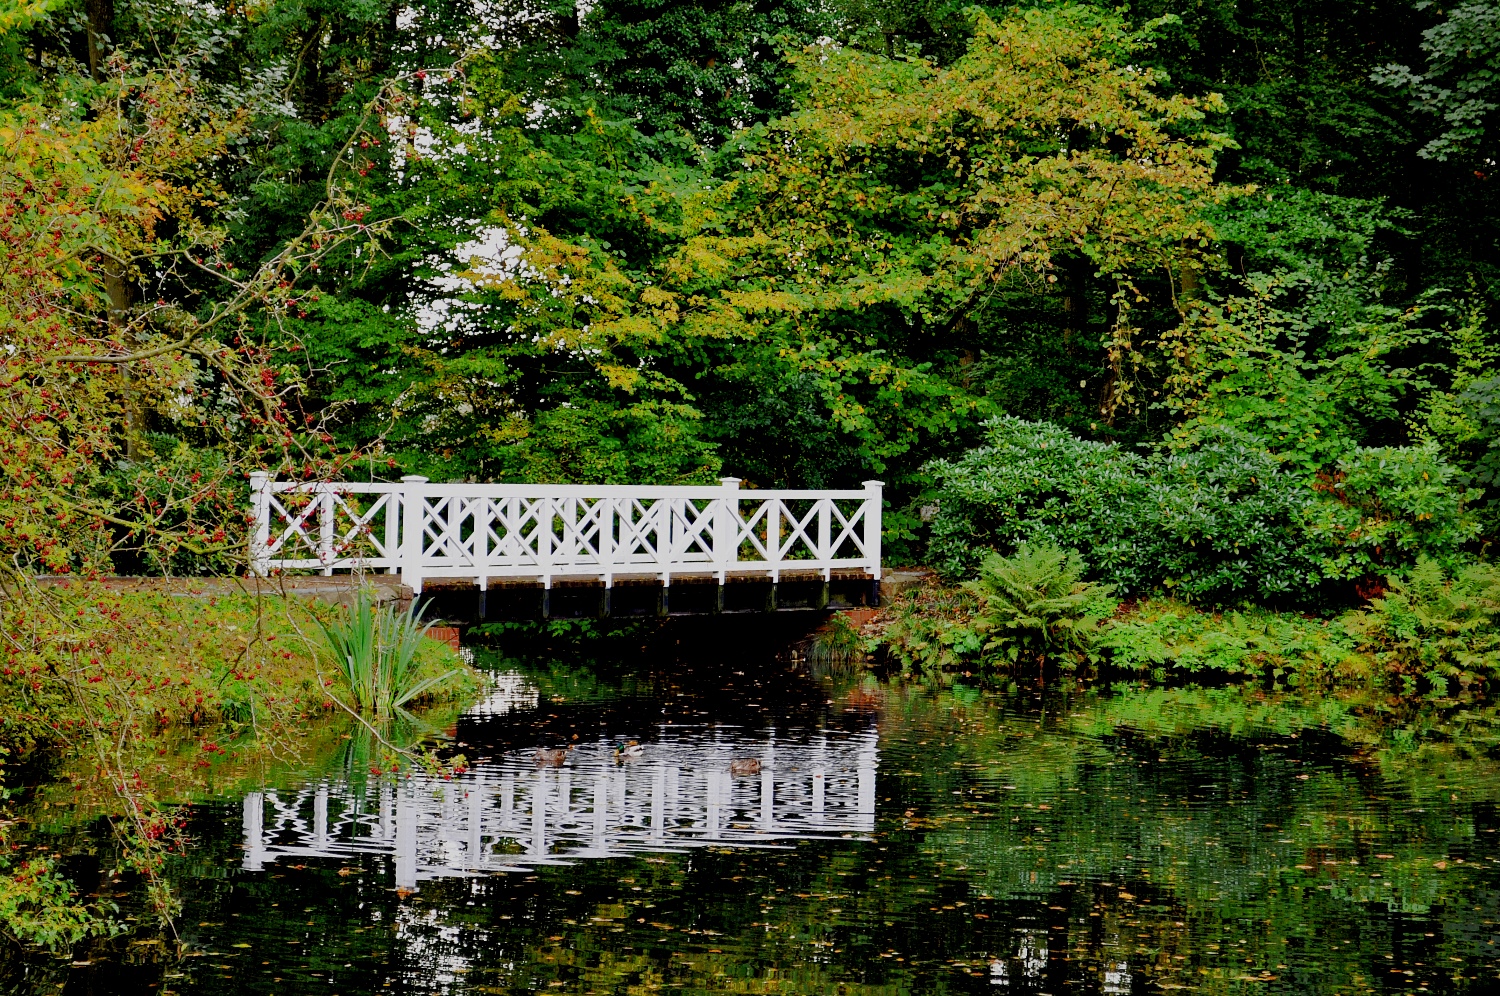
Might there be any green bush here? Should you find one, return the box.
[928,416,1479,607]
[965,545,1115,669]
[927,417,1324,604]
[1344,559,1500,692]
[1307,443,1482,582]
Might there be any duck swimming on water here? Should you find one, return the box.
[729,758,762,776]
[614,741,643,760]
[533,747,570,766]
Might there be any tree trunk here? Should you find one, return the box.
[85,0,113,82]
[103,260,146,461]
[1061,256,1090,342]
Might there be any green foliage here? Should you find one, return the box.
[890,560,1500,694]
[437,2,1235,503]
[95,435,244,576]
[1345,558,1500,692]
[878,582,985,675]
[930,417,1480,607]
[314,588,465,717]
[964,545,1115,669]
[1454,374,1500,496]
[1207,189,1410,288]
[1098,600,1357,683]
[1162,286,1440,475]
[1163,188,1438,477]
[927,417,1327,604]
[1306,443,1482,581]
[1373,1,1500,163]
[0,855,108,951]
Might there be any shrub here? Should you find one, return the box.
[0,855,107,951]
[1344,559,1500,692]
[1306,444,1482,582]
[928,416,1479,607]
[965,545,1115,669]
[927,417,1324,604]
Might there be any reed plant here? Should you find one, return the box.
[316,588,461,717]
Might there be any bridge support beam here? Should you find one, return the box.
[412,572,878,623]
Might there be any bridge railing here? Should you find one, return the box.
[249,474,882,592]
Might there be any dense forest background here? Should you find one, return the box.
[3,0,1498,606]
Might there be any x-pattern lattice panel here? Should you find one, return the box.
[263,490,397,568]
[253,479,881,582]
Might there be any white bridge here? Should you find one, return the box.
[241,731,878,889]
[249,474,882,593]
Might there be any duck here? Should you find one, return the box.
[729,758,762,776]
[533,747,570,766]
[614,741,644,760]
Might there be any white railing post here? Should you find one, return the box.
[400,475,429,593]
[862,480,884,581]
[383,492,401,574]
[474,498,489,590]
[599,498,614,587]
[651,497,668,583]
[319,487,336,576]
[817,498,831,580]
[249,472,271,577]
[767,498,781,583]
[539,497,553,589]
[715,478,740,581]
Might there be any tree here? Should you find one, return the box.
[1374,0,1500,164]
[472,4,1234,505]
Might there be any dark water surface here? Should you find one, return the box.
[7,629,1500,994]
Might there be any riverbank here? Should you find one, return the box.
[0,581,472,767]
[860,559,1500,695]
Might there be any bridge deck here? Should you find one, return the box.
[31,570,896,621]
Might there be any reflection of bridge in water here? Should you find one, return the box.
[242,730,878,890]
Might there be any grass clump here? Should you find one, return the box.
[315,588,466,717]
[805,612,865,670]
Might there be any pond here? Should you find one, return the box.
[5,624,1500,994]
